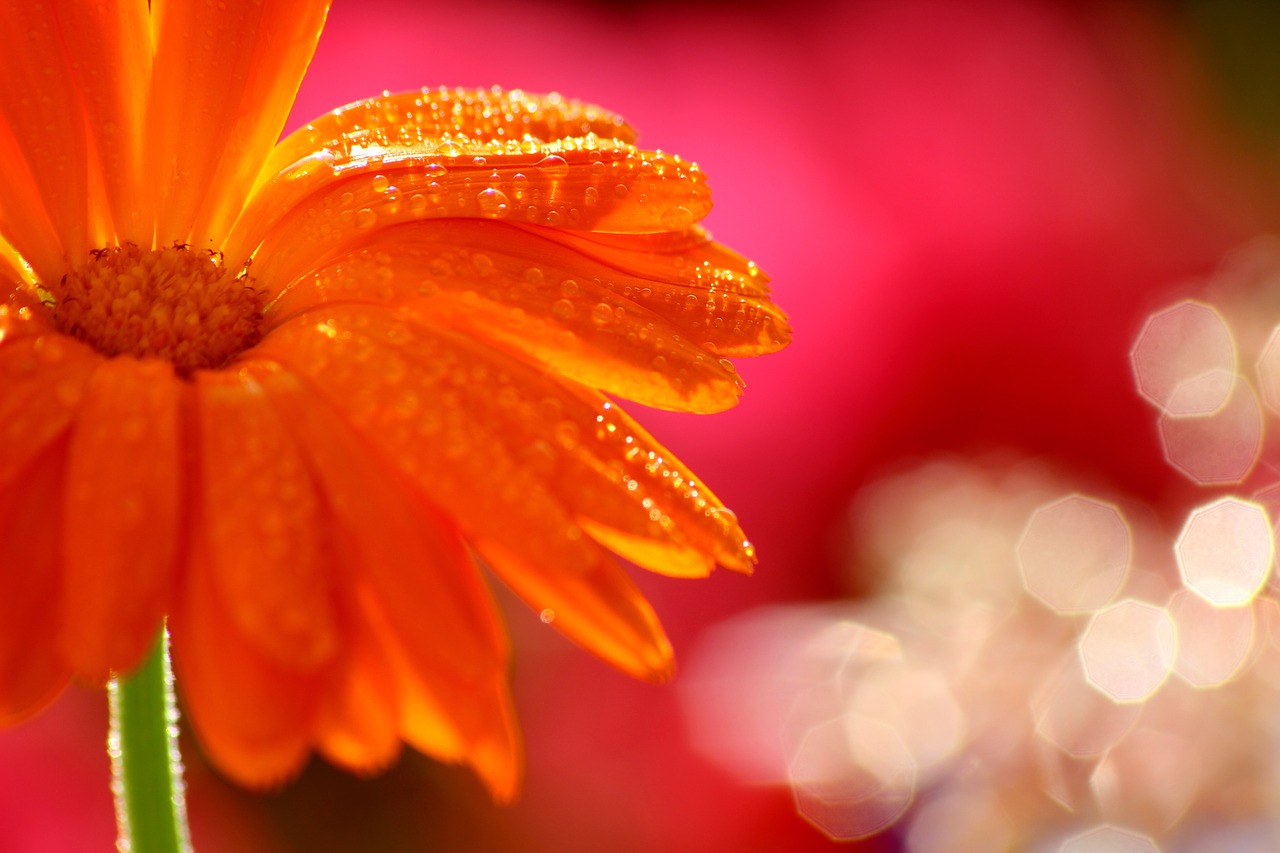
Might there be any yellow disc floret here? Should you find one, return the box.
[53,244,264,376]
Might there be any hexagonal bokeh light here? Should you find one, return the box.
[1059,824,1162,853]
[1017,495,1131,613]
[1131,300,1236,415]
[1078,600,1177,703]
[1255,324,1280,414]
[845,663,964,779]
[1167,589,1256,688]
[904,786,1013,853]
[1033,653,1141,756]
[789,714,916,840]
[1090,728,1197,834]
[682,447,1280,850]
[1175,498,1273,606]
[1157,381,1263,485]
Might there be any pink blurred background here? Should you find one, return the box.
[5,0,1280,849]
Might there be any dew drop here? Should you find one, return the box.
[409,193,428,213]
[559,279,580,298]
[662,207,693,229]
[536,153,570,177]
[584,186,599,206]
[554,420,579,448]
[591,303,613,326]
[371,173,390,193]
[33,336,65,365]
[552,299,575,320]
[355,208,377,229]
[477,188,511,218]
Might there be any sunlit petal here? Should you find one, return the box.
[0,299,99,489]
[147,0,330,247]
[194,369,340,670]
[0,7,88,274]
[171,538,327,788]
[60,358,181,681]
[0,442,70,724]
[267,221,762,412]
[231,86,636,260]
[230,89,707,286]
[53,0,152,245]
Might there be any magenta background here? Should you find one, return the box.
[1,1,1275,850]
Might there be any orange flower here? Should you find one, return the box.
[0,0,788,799]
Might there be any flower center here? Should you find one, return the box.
[52,244,264,375]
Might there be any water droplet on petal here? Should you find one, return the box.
[661,206,695,230]
[477,188,510,218]
[536,154,570,177]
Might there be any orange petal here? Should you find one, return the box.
[0,237,34,286]
[0,6,89,274]
[259,304,753,574]
[0,304,100,490]
[254,308,688,677]
[314,608,401,776]
[246,359,508,683]
[266,221,748,413]
[60,357,181,681]
[53,0,152,245]
[532,224,792,355]
[0,116,64,285]
[147,0,330,247]
[171,538,326,788]
[260,86,635,190]
[231,86,636,263]
[246,357,520,794]
[477,539,675,683]
[193,368,340,670]
[360,590,522,801]
[231,102,707,288]
[269,220,788,360]
[0,440,71,724]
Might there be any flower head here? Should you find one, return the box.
[0,0,788,798]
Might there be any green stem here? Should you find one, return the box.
[109,625,192,853]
